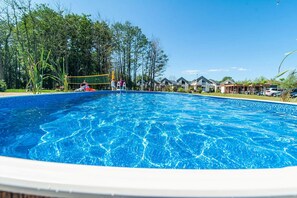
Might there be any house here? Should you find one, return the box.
[191,76,214,92]
[209,79,220,92]
[176,77,190,90]
[152,80,161,91]
[136,79,161,91]
[160,78,173,86]
[160,78,178,91]
[221,83,271,94]
[220,79,236,93]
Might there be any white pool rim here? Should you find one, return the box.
[1,156,297,197]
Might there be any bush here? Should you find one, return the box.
[281,90,291,102]
[197,87,203,93]
[163,86,171,92]
[186,87,194,93]
[177,87,185,92]
[171,86,177,92]
[0,80,7,92]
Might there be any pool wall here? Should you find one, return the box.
[1,156,297,197]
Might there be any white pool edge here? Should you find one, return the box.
[1,156,297,197]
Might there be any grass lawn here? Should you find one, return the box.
[199,92,297,103]
[6,89,57,93]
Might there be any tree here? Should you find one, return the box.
[253,76,268,85]
[145,39,168,90]
[0,1,169,91]
[111,21,150,88]
[92,21,112,74]
[220,76,234,83]
[276,50,297,101]
[65,14,93,76]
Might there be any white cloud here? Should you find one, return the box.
[181,69,200,75]
[207,68,229,72]
[231,67,248,71]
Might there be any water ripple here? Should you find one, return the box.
[2,92,297,169]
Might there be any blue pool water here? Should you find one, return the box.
[1,91,297,169]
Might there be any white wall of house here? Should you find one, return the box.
[221,86,225,93]
[177,80,189,91]
[197,79,214,92]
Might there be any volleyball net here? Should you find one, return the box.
[67,74,110,85]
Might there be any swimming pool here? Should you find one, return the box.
[1,91,297,169]
[1,91,297,197]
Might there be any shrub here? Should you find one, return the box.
[163,86,171,92]
[281,90,291,102]
[197,87,203,93]
[177,87,185,92]
[187,87,194,93]
[171,86,178,92]
[0,80,7,92]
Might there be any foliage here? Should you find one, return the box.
[171,86,177,92]
[177,87,185,92]
[163,86,171,92]
[188,86,195,93]
[276,50,297,101]
[253,76,268,85]
[50,58,68,91]
[111,22,167,90]
[279,70,297,89]
[279,70,297,102]
[220,76,234,83]
[197,87,203,93]
[26,49,52,94]
[236,79,252,86]
[0,1,168,90]
[0,80,7,92]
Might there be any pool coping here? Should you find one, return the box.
[1,156,297,197]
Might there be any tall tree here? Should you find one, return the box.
[0,1,168,90]
[92,21,112,74]
[145,39,168,90]
[111,21,149,88]
[65,14,93,76]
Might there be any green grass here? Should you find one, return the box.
[6,89,27,92]
[6,89,56,93]
[198,92,297,103]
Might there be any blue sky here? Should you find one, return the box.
[33,0,297,81]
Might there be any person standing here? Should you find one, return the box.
[119,78,124,90]
[111,79,116,91]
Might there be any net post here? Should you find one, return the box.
[64,75,69,92]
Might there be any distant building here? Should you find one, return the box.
[220,79,236,93]
[176,77,190,90]
[191,76,214,92]
[220,82,271,94]
[160,78,173,86]
[209,79,220,92]
[136,79,161,91]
